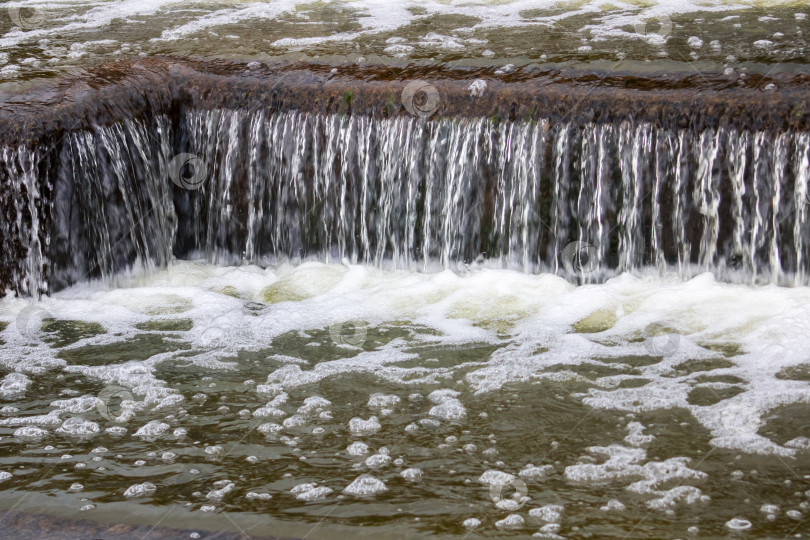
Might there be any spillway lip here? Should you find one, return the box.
[0,56,808,147]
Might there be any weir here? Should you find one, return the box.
[1,58,809,296]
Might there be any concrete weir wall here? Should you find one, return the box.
[0,57,809,296]
[0,58,808,145]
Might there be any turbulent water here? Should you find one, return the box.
[3,107,810,296]
[0,1,809,539]
[1,261,810,538]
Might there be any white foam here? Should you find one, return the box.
[343,474,387,496]
[463,517,481,529]
[4,260,810,458]
[348,416,381,434]
[528,504,564,523]
[365,453,391,469]
[282,414,307,429]
[600,499,626,511]
[624,422,654,447]
[123,481,156,498]
[519,464,554,479]
[347,441,370,456]
[427,389,466,421]
[725,517,752,530]
[133,420,169,441]
[401,468,422,481]
[291,483,333,501]
[0,373,31,398]
[297,396,331,415]
[206,481,234,501]
[55,417,99,440]
[495,513,524,529]
[367,393,400,409]
[258,422,282,434]
[14,425,48,442]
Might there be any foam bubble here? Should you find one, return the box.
[529,504,564,523]
[349,416,381,434]
[343,474,387,496]
[133,420,169,441]
[401,468,422,481]
[347,442,370,456]
[14,425,48,442]
[725,518,752,530]
[124,482,157,498]
[495,514,524,529]
[55,417,99,440]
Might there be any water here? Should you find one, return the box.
[3,107,810,296]
[1,1,810,538]
[0,0,807,88]
[1,262,810,538]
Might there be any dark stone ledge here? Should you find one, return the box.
[0,56,807,147]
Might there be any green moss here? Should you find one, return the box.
[343,90,354,107]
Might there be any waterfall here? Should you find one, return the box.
[2,106,810,295]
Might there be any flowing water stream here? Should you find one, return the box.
[0,1,809,539]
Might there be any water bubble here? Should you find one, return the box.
[168,153,208,190]
[463,517,481,529]
[642,322,680,357]
[561,241,598,277]
[123,482,156,498]
[725,517,752,531]
[329,319,368,347]
[401,80,440,118]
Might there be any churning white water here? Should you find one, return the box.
[1,261,810,536]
